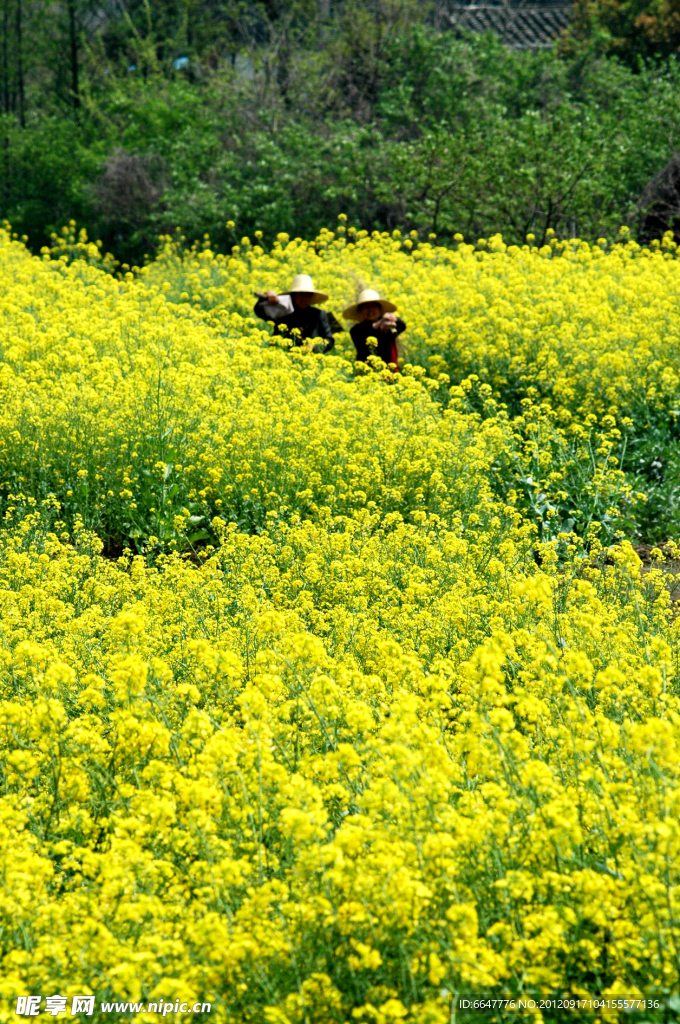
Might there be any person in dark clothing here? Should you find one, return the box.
[254,273,334,352]
[343,288,405,370]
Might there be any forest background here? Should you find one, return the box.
[4,0,680,266]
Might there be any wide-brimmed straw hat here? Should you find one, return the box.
[281,273,328,305]
[343,288,397,321]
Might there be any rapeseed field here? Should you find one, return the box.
[1,223,680,1022]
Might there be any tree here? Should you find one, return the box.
[0,0,26,121]
[562,0,680,65]
[326,0,431,120]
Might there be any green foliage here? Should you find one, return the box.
[2,0,680,269]
[564,0,680,65]
[4,25,680,264]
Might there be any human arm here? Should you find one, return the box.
[254,298,271,321]
[254,290,285,321]
[374,313,406,335]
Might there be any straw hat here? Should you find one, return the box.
[343,288,397,321]
[281,273,328,305]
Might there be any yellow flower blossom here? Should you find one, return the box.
[0,226,676,1021]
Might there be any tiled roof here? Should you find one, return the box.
[446,3,571,48]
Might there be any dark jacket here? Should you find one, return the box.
[350,317,406,367]
[254,299,335,352]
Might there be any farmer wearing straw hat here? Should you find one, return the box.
[254,273,335,352]
[343,288,405,370]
